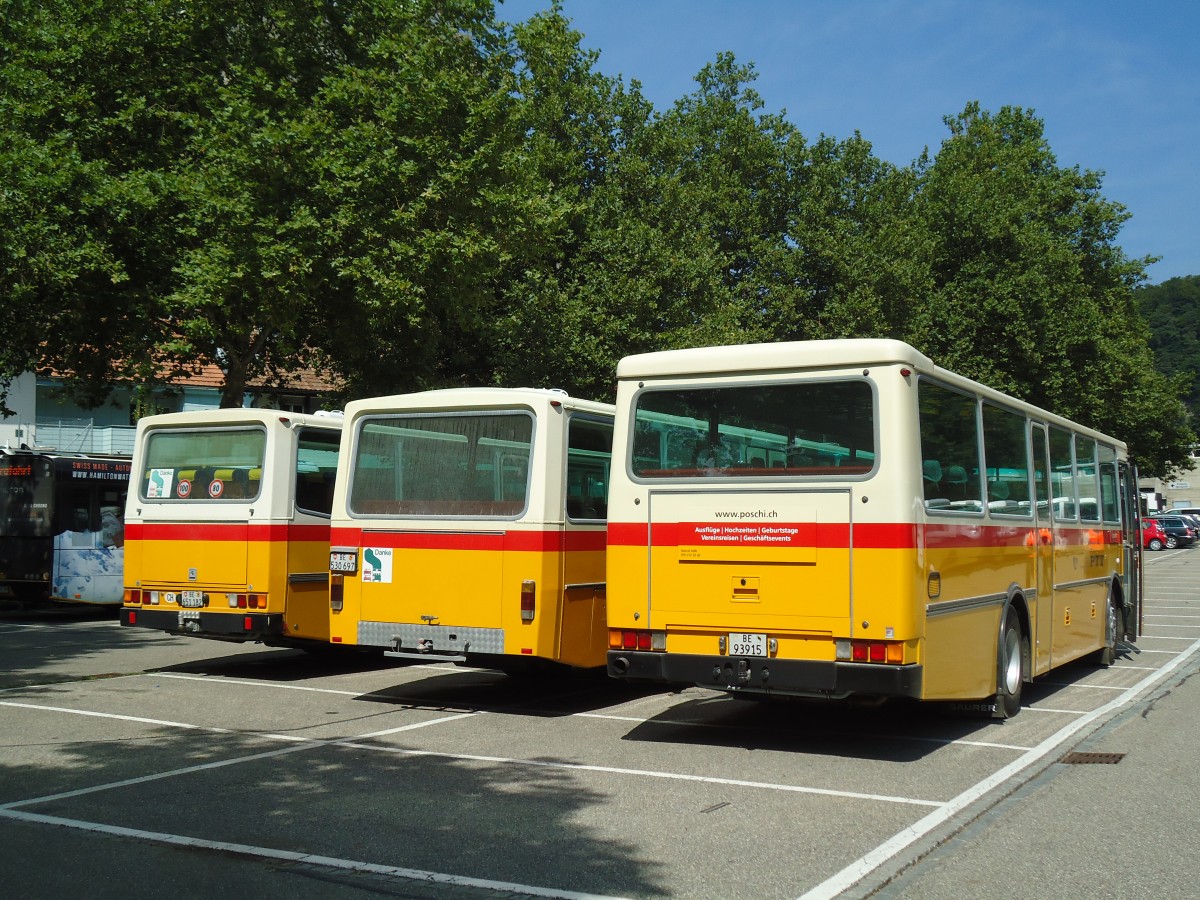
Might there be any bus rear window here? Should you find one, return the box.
[141,428,266,501]
[0,457,55,537]
[631,381,875,478]
[350,412,534,517]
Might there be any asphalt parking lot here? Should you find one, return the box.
[2,549,1199,899]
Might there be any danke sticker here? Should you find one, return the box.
[361,547,393,583]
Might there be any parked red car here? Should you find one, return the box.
[1143,519,1168,551]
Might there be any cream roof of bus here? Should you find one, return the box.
[136,408,343,431]
[616,339,934,379]
[616,339,1126,449]
[344,387,615,417]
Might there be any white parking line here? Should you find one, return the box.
[0,809,629,900]
[1037,682,1127,691]
[151,672,363,696]
[0,698,944,808]
[0,700,237,734]
[572,713,1033,752]
[0,704,479,811]
[1132,634,1196,641]
[334,738,949,807]
[797,636,1200,900]
[1121,648,1182,654]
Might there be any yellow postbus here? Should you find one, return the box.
[606,339,1141,717]
[119,409,341,646]
[328,388,614,672]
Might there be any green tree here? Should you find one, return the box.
[487,9,729,400]
[1137,274,1200,421]
[488,46,917,401]
[907,103,1192,476]
[0,0,525,408]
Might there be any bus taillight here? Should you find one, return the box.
[330,574,344,611]
[842,640,904,664]
[610,629,665,651]
[125,589,142,605]
[225,593,266,609]
[521,580,536,622]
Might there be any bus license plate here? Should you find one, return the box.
[329,551,358,574]
[180,591,205,608]
[729,633,766,656]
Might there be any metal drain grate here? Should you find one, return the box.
[1060,751,1125,765]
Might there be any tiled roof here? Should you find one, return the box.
[172,363,343,393]
[39,361,343,394]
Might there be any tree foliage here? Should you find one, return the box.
[0,0,524,407]
[905,103,1191,475]
[1138,275,1200,419]
[0,3,1191,473]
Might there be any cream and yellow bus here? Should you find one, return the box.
[120,409,341,645]
[328,388,614,672]
[606,339,1141,717]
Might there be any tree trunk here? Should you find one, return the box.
[220,350,249,409]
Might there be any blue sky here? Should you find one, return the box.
[499,0,1198,285]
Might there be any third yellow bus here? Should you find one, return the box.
[605,339,1141,717]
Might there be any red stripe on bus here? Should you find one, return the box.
[330,527,606,553]
[608,521,1120,551]
[608,521,918,549]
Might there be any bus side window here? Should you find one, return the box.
[918,380,982,512]
[567,416,614,521]
[295,429,340,516]
[296,472,335,515]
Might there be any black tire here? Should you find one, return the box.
[1093,592,1121,667]
[1166,535,1178,549]
[994,608,1024,719]
[1148,537,1164,551]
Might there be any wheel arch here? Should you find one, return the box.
[1000,583,1033,685]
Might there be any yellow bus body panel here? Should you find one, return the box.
[332,540,607,668]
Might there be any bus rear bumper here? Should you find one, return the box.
[120,607,284,641]
[607,650,923,700]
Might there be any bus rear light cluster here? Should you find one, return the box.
[836,639,904,664]
[225,593,267,609]
[521,580,536,622]
[124,590,161,605]
[609,629,666,651]
[330,574,344,611]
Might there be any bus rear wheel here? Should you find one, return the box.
[1092,592,1121,667]
[994,609,1024,719]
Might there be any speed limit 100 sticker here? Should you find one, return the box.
[176,480,192,499]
